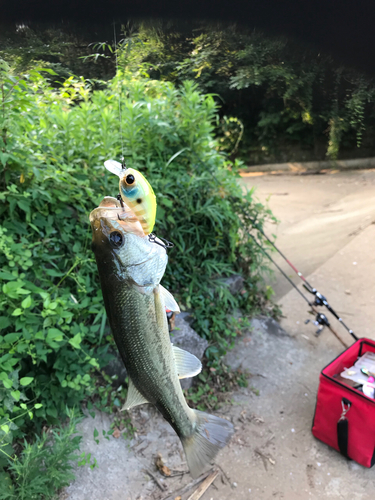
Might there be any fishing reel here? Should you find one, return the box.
[303,284,328,307]
[305,312,330,336]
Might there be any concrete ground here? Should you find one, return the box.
[241,168,375,300]
[61,169,375,500]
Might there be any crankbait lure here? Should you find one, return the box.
[104,159,157,235]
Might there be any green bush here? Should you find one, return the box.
[0,409,82,500]
[0,63,273,450]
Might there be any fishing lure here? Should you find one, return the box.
[104,159,157,235]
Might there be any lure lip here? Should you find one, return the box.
[104,159,125,178]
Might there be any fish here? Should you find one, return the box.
[104,159,157,235]
[90,196,234,477]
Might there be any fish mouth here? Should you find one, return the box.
[89,196,145,236]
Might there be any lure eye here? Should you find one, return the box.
[125,174,135,185]
[109,231,123,248]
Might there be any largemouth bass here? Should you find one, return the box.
[90,197,233,477]
[104,159,157,235]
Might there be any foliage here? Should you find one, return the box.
[3,21,375,161]
[185,358,249,412]
[0,409,82,500]
[215,115,244,158]
[0,23,114,82]
[0,61,273,451]
[109,21,375,162]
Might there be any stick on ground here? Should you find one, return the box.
[186,470,219,500]
[143,468,167,491]
[162,471,211,500]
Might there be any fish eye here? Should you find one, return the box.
[109,231,123,248]
[125,174,135,185]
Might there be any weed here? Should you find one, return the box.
[185,360,249,412]
[0,409,82,500]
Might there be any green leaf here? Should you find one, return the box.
[11,309,22,316]
[69,333,82,349]
[34,403,42,409]
[4,333,18,343]
[0,425,9,434]
[34,67,58,75]
[11,390,20,401]
[0,271,17,281]
[45,269,65,277]
[166,148,187,166]
[21,295,32,309]
[46,406,57,418]
[0,317,11,330]
[161,197,173,208]
[17,199,31,214]
[3,379,13,389]
[0,152,10,166]
[46,328,64,343]
[20,377,34,387]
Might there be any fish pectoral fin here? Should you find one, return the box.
[154,286,168,330]
[160,284,180,313]
[121,378,149,411]
[172,345,202,379]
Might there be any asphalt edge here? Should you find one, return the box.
[240,156,375,176]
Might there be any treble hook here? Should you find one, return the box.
[148,233,174,250]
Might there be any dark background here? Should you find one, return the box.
[3,0,375,76]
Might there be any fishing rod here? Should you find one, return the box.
[248,230,351,348]
[250,216,358,343]
[231,197,358,346]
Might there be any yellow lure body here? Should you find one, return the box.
[104,160,157,235]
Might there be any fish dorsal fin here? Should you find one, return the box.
[121,378,149,411]
[172,345,202,379]
[160,284,180,313]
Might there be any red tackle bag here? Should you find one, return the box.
[312,338,375,467]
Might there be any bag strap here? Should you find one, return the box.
[337,397,351,458]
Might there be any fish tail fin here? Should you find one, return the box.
[182,410,234,478]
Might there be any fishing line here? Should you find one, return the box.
[248,231,312,306]
[113,22,125,163]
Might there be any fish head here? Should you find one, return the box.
[90,197,167,287]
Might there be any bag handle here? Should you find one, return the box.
[337,397,351,458]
